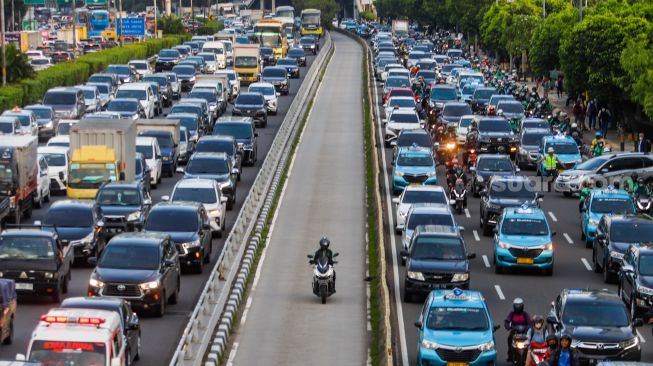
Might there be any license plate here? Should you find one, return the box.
[16,283,33,290]
[517,258,534,264]
[448,363,469,366]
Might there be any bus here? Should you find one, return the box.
[275,5,294,19]
[300,9,322,38]
[76,8,90,27]
[253,19,287,59]
[273,16,295,43]
[88,10,110,37]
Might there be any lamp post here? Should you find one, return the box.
[154,0,158,37]
[72,0,77,59]
[543,0,546,18]
[118,0,123,46]
[1,0,6,86]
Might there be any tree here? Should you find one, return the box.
[158,15,185,35]
[4,44,32,82]
[529,8,577,75]
[620,31,653,118]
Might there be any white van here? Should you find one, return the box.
[201,41,227,69]
[136,136,162,188]
[115,83,157,119]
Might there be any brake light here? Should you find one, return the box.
[41,315,68,323]
[78,317,105,325]
[41,315,105,325]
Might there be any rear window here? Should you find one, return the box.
[262,68,287,77]
[236,94,264,105]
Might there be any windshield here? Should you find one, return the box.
[235,56,258,68]
[107,100,138,112]
[43,91,76,105]
[173,117,198,132]
[214,123,251,139]
[430,88,457,100]
[116,90,147,101]
[397,153,433,167]
[186,157,229,175]
[145,209,198,232]
[402,190,447,205]
[249,86,275,96]
[45,207,93,227]
[260,48,273,56]
[106,65,130,75]
[411,237,464,260]
[196,140,234,155]
[189,91,217,103]
[591,198,634,214]
[172,187,217,204]
[29,340,106,366]
[171,105,200,117]
[397,132,431,148]
[499,103,524,114]
[302,14,319,24]
[90,84,109,94]
[407,213,454,230]
[522,132,549,146]
[160,50,180,58]
[443,105,472,117]
[97,189,141,206]
[490,96,514,107]
[263,68,286,78]
[277,59,296,66]
[172,66,195,76]
[0,123,13,133]
[501,218,548,236]
[575,157,608,171]
[82,89,96,99]
[386,78,409,88]
[27,108,52,119]
[390,113,418,124]
[236,94,264,105]
[98,244,160,270]
[289,49,304,57]
[143,76,167,87]
[477,158,513,172]
[489,180,536,200]
[0,237,53,260]
[473,89,496,100]
[143,133,173,148]
[68,162,115,189]
[131,62,148,70]
[610,222,653,243]
[199,54,215,62]
[562,302,629,327]
[545,142,579,155]
[388,99,415,109]
[479,120,512,133]
[461,85,477,94]
[136,144,153,159]
[639,255,653,276]
[257,34,281,47]
[427,307,488,331]
[88,75,113,85]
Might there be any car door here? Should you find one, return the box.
[600,158,640,184]
[147,87,155,116]
[31,114,38,136]
[621,248,637,302]
[153,140,162,177]
[164,240,179,291]
[38,156,49,199]
[199,208,211,255]
[77,91,85,118]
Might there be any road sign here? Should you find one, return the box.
[24,0,46,5]
[86,0,107,4]
[116,18,145,36]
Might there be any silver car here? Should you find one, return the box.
[165,178,228,236]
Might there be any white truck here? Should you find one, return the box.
[196,74,230,113]
[392,20,409,37]
[0,135,38,223]
[136,119,181,177]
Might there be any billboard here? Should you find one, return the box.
[116,18,145,36]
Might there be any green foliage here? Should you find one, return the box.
[158,15,185,35]
[529,8,577,75]
[620,31,653,118]
[504,14,540,57]
[197,20,224,35]
[480,0,540,58]
[360,11,377,22]
[4,44,33,82]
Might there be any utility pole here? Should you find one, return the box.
[10,0,14,31]
[578,0,582,21]
[118,0,122,46]
[72,0,77,59]
[154,0,158,37]
[543,0,546,18]
[1,0,5,86]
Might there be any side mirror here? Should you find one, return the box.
[87,257,98,266]
[396,224,405,232]
[220,196,228,204]
[276,92,280,97]
[164,259,175,267]
[306,254,313,259]
[390,141,397,147]
[254,132,259,137]
[414,320,423,329]
[156,154,162,159]
[161,195,170,202]
[546,315,559,325]
[537,197,544,202]
[492,227,498,234]
[596,233,605,241]
[33,220,42,226]
[202,223,211,230]
[333,252,339,257]
[551,231,557,237]
[391,197,400,204]
[96,220,105,228]
[467,253,476,259]
[400,250,409,257]
[622,264,634,273]
[232,168,240,175]
[633,318,644,327]
[15,354,26,361]
[176,167,185,174]
[493,324,501,332]
[469,166,476,172]
[143,198,152,206]
[515,167,521,173]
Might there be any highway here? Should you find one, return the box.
[0,46,321,364]
[226,32,368,365]
[367,47,653,365]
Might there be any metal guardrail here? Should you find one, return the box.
[168,32,334,366]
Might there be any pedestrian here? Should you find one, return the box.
[556,75,563,98]
[598,106,612,139]
[586,99,598,130]
[636,132,652,153]
[572,99,585,129]
[542,77,550,99]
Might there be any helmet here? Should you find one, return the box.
[470,121,478,129]
[559,333,572,347]
[497,146,506,154]
[571,123,577,129]
[497,109,504,116]
[638,177,645,185]
[512,298,524,312]
[532,315,544,329]
[548,147,554,154]
[631,172,639,180]
[583,179,592,187]
[319,237,330,249]
[546,334,559,348]
[595,132,602,138]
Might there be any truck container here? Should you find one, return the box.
[233,44,261,84]
[0,135,37,223]
[136,119,180,176]
[68,119,136,199]
[196,74,229,110]
[392,20,409,36]
[56,26,88,45]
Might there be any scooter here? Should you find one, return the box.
[635,194,652,214]
[528,341,550,366]
[510,325,530,366]
[307,253,338,304]
[450,180,467,215]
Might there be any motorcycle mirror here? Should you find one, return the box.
[449,199,456,205]
[467,253,476,259]
[493,324,501,332]
[392,197,400,204]
[400,250,409,257]
[307,255,313,259]
[333,252,339,257]
[414,320,423,329]
[546,315,559,324]
[551,231,557,237]
[390,141,397,147]
[469,166,476,172]
[633,318,644,327]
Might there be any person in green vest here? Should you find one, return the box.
[579,179,592,212]
[538,147,561,191]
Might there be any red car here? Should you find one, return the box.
[383,87,414,105]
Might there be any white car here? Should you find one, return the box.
[136,136,162,188]
[25,50,44,59]
[47,135,70,148]
[30,57,53,71]
[457,114,475,145]
[115,83,157,119]
[164,178,228,237]
[38,146,69,194]
[215,69,240,100]
[384,96,416,119]
[391,186,449,234]
[201,41,227,69]
[248,82,278,115]
[129,59,153,77]
[35,154,51,208]
[384,109,422,147]
[381,63,405,82]
[197,52,218,73]
[387,69,411,81]
[76,85,101,113]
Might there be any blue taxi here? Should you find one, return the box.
[537,134,582,176]
[581,187,635,247]
[493,205,555,275]
[416,288,498,366]
[392,144,437,195]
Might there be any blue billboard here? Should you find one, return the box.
[116,18,145,36]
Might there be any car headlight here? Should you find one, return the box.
[89,278,105,288]
[446,142,456,150]
[588,218,599,226]
[407,271,424,281]
[126,211,141,221]
[162,156,170,161]
[0,272,3,277]
[543,242,553,251]
[421,339,439,350]
[181,240,200,249]
[139,280,160,290]
[427,170,437,177]
[619,337,639,349]
[44,121,53,128]
[189,76,196,82]
[80,231,95,244]
[515,340,528,349]
[479,341,495,352]
[571,339,581,348]
[451,273,469,282]
[638,285,653,296]
[219,181,231,189]
[209,209,222,216]
[394,170,404,177]
[498,241,510,249]
[609,251,624,259]
[44,272,55,279]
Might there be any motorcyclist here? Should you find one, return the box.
[558,113,571,133]
[569,122,582,145]
[592,140,606,157]
[505,298,531,361]
[447,163,467,188]
[546,334,559,353]
[549,334,579,366]
[626,172,639,194]
[579,180,592,212]
[310,237,336,291]
[635,177,651,197]
[451,177,468,208]
[590,132,603,151]
[525,315,548,366]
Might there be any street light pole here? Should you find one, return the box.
[72,0,77,59]
[543,0,546,18]
[579,0,583,21]
[153,0,157,37]
[118,0,122,46]
[1,0,6,86]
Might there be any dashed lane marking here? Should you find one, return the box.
[494,285,505,300]
[464,208,471,218]
[580,258,592,271]
[473,230,480,241]
[563,233,573,244]
[548,211,558,222]
[482,255,490,268]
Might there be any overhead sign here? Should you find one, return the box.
[86,0,107,5]
[116,18,145,36]
[24,0,46,5]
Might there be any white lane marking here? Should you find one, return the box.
[637,329,646,343]
[473,230,480,241]
[374,59,409,366]
[464,208,471,218]
[580,258,592,271]
[226,342,238,366]
[494,285,506,300]
[548,211,558,222]
[563,233,573,244]
[482,255,490,268]
[240,297,253,326]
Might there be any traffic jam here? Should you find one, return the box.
[354,18,653,366]
[0,9,322,366]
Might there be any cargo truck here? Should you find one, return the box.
[0,136,37,224]
[214,33,236,66]
[234,44,261,84]
[392,20,409,37]
[136,119,180,177]
[67,119,137,199]
[196,74,230,112]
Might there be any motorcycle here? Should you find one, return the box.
[449,180,467,215]
[635,193,652,214]
[438,140,458,164]
[307,253,339,304]
[510,325,530,366]
[465,147,478,168]
[528,340,550,366]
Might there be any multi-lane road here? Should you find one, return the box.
[0,45,321,365]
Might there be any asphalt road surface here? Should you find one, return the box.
[0,45,321,365]
[368,48,653,365]
[226,32,368,365]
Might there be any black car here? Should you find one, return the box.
[276,58,300,79]
[142,74,173,107]
[299,37,318,55]
[180,152,238,209]
[156,48,182,72]
[393,129,433,161]
[475,116,519,156]
[593,214,653,283]
[213,117,258,165]
[144,202,213,273]
[42,200,107,262]
[437,102,473,126]
[96,181,152,236]
[401,225,475,302]
[287,47,307,66]
[470,154,518,196]
[0,228,73,302]
[231,93,268,128]
[87,232,181,317]
[479,175,540,236]
[547,289,642,363]
[260,66,289,95]
[260,47,276,66]
[171,65,197,92]
[196,135,243,181]
[139,130,178,176]
[516,128,552,169]
[61,297,141,364]
[171,103,208,131]
[619,243,653,320]
[470,87,497,113]
[135,152,152,194]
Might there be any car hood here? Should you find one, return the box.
[36,118,52,125]
[235,104,264,110]
[501,234,551,247]
[488,197,535,208]
[184,172,229,183]
[422,328,492,347]
[158,57,177,62]
[146,230,197,244]
[100,205,141,217]
[235,137,253,145]
[638,275,653,288]
[396,166,435,176]
[262,76,286,82]
[521,144,539,152]
[559,169,589,178]
[95,267,159,284]
[117,110,138,117]
[55,227,93,241]
[479,131,513,139]
[160,147,174,157]
[565,325,634,343]
[407,258,467,273]
[387,122,421,131]
[476,171,513,180]
[503,112,524,120]
[556,153,582,164]
[51,105,75,112]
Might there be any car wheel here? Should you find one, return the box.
[631,295,639,320]
[35,193,42,209]
[134,334,141,361]
[495,264,503,274]
[482,219,491,236]
[51,282,62,303]
[195,254,204,274]
[2,317,13,345]
[63,271,70,293]
[581,230,586,241]
[44,191,50,203]
[227,195,235,210]
[203,243,211,263]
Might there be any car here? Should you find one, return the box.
[496,100,525,122]
[384,109,421,148]
[167,113,201,145]
[195,135,242,181]
[214,69,240,99]
[106,64,137,84]
[493,205,555,275]
[375,58,397,80]
[429,85,458,111]
[479,175,539,236]
[197,52,218,73]
[260,46,276,65]
[392,186,449,234]
[144,202,213,273]
[383,76,410,100]
[24,105,57,140]
[384,96,416,120]
[106,98,143,120]
[276,58,300,78]
[135,152,152,194]
[458,83,479,103]
[188,88,220,120]
[51,50,73,63]
[400,204,455,262]
[115,83,157,119]
[594,214,653,283]
[129,59,153,77]
[60,297,141,365]
[181,98,213,128]
[87,232,181,317]
[178,126,192,164]
[185,56,207,74]
[581,187,635,247]
[96,181,152,235]
[536,134,582,177]
[136,136,163,187]
[287,47,307,66]
[162,72,181,99]
[142,74,174,108]
[171,64,197,92]
[0,116,21,135]
[46,134,70,148]
[415,288,498,366]
[474,116,518,156]
[231,93,268,128]
[248,82,279,115]
[0,228,73,302]
[516,128,552,169]
[1,110,38,136]
[438,102,473,127]
[54,119,78,136]
[164,178,228,237]
[619,243,653,321]
[140,82,164,114]
[35,155,50,208]
[402,225,474,301]
[261,66,290,96]
[546,289,642,363]
[38,146,69,194]
[470,87,497,113]
[30,56,53,71]
[179,152,238,209]
[85,82,113,109]
[87,73,120,94]
[138,130,177,177]
[487,94,515,116]
[469,154,518,196]
[520,118,550,130]
[392,129,433,161]
[74,85,101,113]
[392,144,437,195]
[171,102,208,129]
[415,70,437,85]
[299,37,318,54]
[456,115,474,145]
